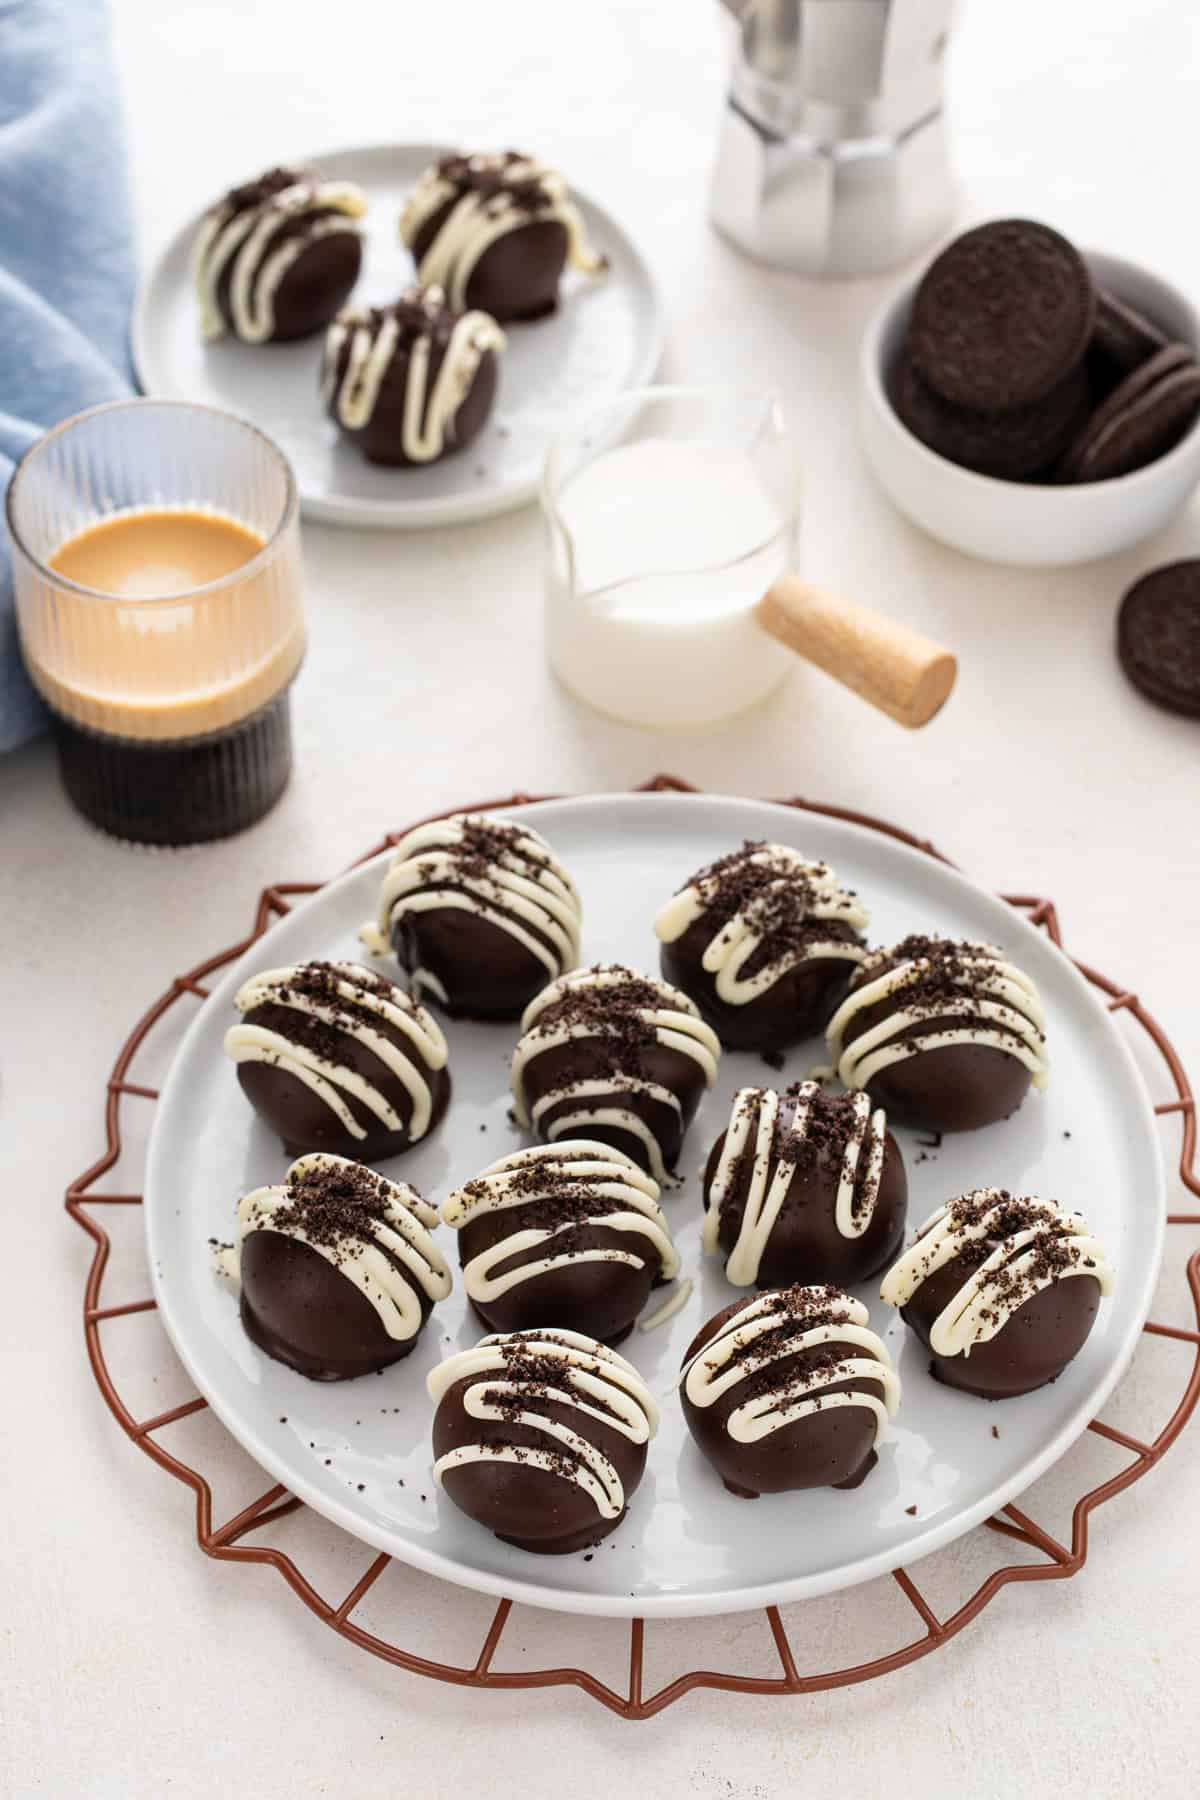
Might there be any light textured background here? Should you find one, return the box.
[3,1,1199,1794]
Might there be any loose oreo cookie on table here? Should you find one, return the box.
[509,965,722,1184]
[361,814,583,1020]
[224,960,450,1161]
[399,150,608,323]
[321,286,504,467]
[428,1329,657,1553]
[219,1153,451,1381]
[680,1287,900,1498]
[703,1082,907,1290]
[881,1189,1115,1398]
[193,166,367,344]
[825,935,1049,1134]
[654,842,869,1053]
[1117,560,1200,717]
[441,1140,679,1346]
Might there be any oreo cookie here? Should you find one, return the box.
[1117,562,1200,717]
[909,219,1096,413]
[1092,288,1167,375]
[892,352,1089,480]
[1058,343,1200,482]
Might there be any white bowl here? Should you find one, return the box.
[859,248,1200,566]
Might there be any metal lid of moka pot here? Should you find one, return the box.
[710,0,958,279]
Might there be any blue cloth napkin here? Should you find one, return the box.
[0,0,136,751]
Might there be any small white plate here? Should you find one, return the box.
[144,793,1164,1619]
[133,143,663,528]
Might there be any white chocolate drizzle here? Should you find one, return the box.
[360,813,582,1000]
[321,286,505,464]
[880,1190,1114,1357]
[706,1083,888,1286]
[638,1278,694,1334]
[826,939,1049,1095]
[681,1288,899,1446]
[441,1140,679,1306]
[193,172,367,342]
[230,1153,451,1341]
[428,1329,657,1519]
[654,843,869,1007]
[398,151,606,310]
[510,965,722,1185]
[224,960,448,1144]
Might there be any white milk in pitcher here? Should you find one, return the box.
[545,438,796,729]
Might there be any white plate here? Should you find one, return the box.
[144,793,1165,1619]
[133,143,663,527]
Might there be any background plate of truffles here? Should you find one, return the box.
[144,793,1164,1619]
[134,143,663,527]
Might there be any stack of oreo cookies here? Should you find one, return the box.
[893,219,1200,484]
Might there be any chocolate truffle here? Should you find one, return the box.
[361,814,582,1020]
[510,964,721,1184]
[227,1153,451,1380]
[880,1189,1114,1398]
[442,1140,679,1346]
[193,165,366,343]
[703,1082,907,1290]
[825,935,1049,1134]
[680,1286,899,1498]
[322,285,504,467]
[224,960,450,1161]
[655,841,869,1053]
[428,1328,657,1553]
[398,150,607,323]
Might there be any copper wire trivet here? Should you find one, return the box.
[67,775,1200,1719]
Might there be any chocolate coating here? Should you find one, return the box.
[368,815,582,1022]
[323,289,500,467]
[429,1332,654,1553]
[703,1085,907,1290]
[829,936,1046,1134]
[680,1288,891,1498]
[446,1143,676,1347]
[511,966,720,1180]
[210,167,362,342]
[240,1230,425,1380]
[229,961,450,1162]
[413,204,567,322]
[656,843,868,1054]
[233,1156,448,1381]
[884,1190,1109,1398]
[902,1248,1101,1399]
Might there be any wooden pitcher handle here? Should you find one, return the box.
[755,575,957,730]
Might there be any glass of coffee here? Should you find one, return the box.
[6,398,304,845]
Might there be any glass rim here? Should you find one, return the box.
[540,383,800,602]
[4,397,299,606]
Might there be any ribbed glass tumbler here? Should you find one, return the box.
[6,399,304,845]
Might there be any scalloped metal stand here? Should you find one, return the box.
[67,776,1200,1719]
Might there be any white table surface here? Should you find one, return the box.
[4,1,1200,1793]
